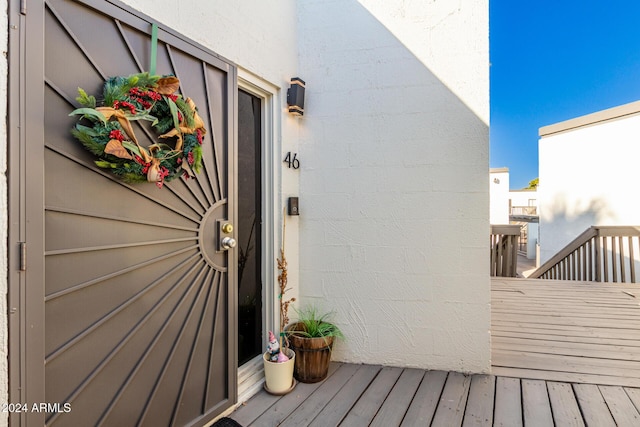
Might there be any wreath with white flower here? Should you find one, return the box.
[69,72,206,188]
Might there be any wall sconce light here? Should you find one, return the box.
[493,178,500,184]
[287,77,305,116]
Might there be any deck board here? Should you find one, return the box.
[521,379,553,427]
[400,370,448,426]
[462,375,495,427]
[573,384,617,427]
[599,386,640,426]
[278,364,360,427]
[307,364,380,427]
[228,277,640,426]
[369,368,423,427]
[547,382,585,426]
[430,372,471,426]
[338,366,403,427]
[492,278,640,385]
[493,377,522,427]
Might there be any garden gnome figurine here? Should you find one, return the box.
[267,331,280,362]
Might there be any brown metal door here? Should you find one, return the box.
[9,0,237,425]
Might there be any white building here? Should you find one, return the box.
[489,168,538,261]
[490,168,510,225]
[539,100,640,263]
[2,0,489,424]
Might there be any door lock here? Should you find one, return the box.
[216,220,236,252]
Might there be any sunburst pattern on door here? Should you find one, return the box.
[40,1,237,425]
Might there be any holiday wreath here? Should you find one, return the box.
[69,72,206,188]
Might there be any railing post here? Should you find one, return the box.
[490,225,520,277]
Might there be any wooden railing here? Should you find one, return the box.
[490,225,520,277]
[529,226,640,283]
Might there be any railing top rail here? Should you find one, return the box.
[528,226,598,278]
[529,225,640,279]
[491,224,521,236]
[591,226,640,236]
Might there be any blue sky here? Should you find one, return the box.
[490,1,640,189]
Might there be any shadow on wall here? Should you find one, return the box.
[297,1,491,371]
[540,195,614,263]
[298,0,490,288]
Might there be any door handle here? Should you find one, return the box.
[221,236,237,250]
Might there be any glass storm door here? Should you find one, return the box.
[237,89,263,365]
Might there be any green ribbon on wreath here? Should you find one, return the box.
[150,23,158,76]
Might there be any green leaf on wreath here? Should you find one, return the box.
[71,128,106,156]
[166,97,181,131]
[128,113,159,127]
[192,145,203,173]
[74,124,101,137]
[76,88,96,108]
[69,108,107,125]
[95,160,117,169]
[121,141,142,158]
[121,173,148,183]
[175,98,195,128]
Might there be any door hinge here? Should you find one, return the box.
[19,242,26,271]
[20,0,27,15]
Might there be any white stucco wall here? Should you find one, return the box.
[297,0,490,373]
[510,189,537,209]
[120,0,298,85]
[490,169,510,225]
[539,101,640,263]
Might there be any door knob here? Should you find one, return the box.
[221,236,237,250]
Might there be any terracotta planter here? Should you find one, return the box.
[263,348,296,395]
[287,323,335,383]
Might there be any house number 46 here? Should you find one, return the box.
[283,152,300,169]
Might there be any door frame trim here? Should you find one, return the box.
[8,0,47,424]
[237,69,280,402]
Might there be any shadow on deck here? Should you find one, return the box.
[227,277,640,426]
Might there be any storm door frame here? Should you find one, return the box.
[236,70,280,401]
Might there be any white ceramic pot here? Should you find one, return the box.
[263,348,296,395]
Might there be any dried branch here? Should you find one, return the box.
[277,209,295,349]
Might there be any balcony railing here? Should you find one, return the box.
[529,226,640,283]
[511,206,537,216]
[490,225,520,277]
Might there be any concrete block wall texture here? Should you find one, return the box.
[539,103,640,264]
[297,0,490,373]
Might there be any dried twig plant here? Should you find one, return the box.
[277,208,295,351]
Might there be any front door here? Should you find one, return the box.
[8,0,238,425]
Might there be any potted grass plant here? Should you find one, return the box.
[286,306,344,383]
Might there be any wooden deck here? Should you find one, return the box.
[228,278,640,426]
[492,277,640,387]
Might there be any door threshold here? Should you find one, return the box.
[238,354,265,403]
